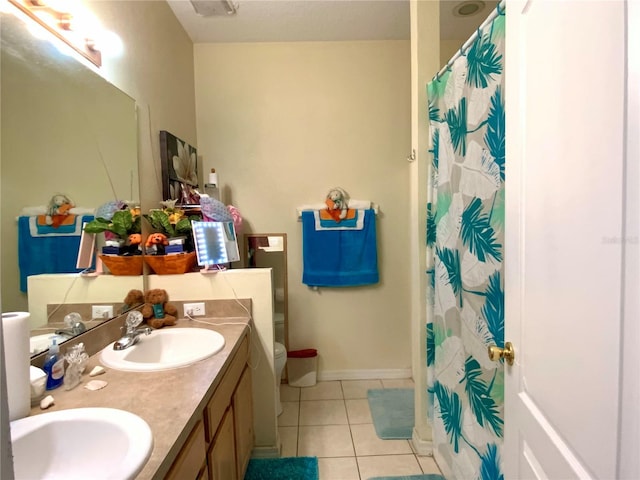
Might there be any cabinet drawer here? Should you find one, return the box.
[165,419,206,480]
[204,334,249,443]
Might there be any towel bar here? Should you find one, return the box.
[295,203,379,220]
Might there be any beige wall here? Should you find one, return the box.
[194,41,412,377]
[440,38,465,67]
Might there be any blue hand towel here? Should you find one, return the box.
[302,208,379,287]
[18,215,94,292]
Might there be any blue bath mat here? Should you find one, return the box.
[367,388,414,439]
[244,456,318,480]
[368,476,444,480]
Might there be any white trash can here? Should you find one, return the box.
[287,349,318,387]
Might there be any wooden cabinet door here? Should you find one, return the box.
[232,367,254,478]
[208,406,237,480]
[165,420,206,480]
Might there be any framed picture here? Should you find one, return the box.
[159,130,199,204]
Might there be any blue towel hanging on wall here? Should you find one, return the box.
[301,209,379,287]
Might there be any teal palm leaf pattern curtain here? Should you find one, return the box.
[426,8,505,479]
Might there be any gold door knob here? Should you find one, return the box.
[488,342,515,366]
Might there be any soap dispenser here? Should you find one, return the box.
[43,338,65,390]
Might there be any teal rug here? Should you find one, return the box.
[244,456,318,480]
[369,476,444,480]
[367,388,414,439]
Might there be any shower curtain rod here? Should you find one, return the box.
[433,0,505,82]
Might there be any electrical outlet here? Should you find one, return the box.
[184,302,206,317]
[92,305,113,319]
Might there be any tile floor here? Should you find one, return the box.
[278,379,443,480]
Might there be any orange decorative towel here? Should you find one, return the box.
[319,208,356,222]
[323,198,355,222]
[37,214,76,229]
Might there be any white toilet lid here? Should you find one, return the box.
[274,342,286,358]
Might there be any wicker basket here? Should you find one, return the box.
[144,251,197,275]
[99,255,143,276]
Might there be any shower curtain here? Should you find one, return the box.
[425,7,505,479]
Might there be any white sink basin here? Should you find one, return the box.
[29,333,71,355]
[11,407,152,480]
[100,328,225,372]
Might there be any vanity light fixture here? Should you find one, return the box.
[7,0,102,66]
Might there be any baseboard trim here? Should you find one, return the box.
[250,445,280,459]
[411,428,434,456]
[433,449,451,479]
[317,368,412,381]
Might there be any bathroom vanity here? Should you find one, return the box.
[28,317,254,479]
[166,330,253,480]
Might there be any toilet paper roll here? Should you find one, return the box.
[2,312,31,421]
[208,172,218,186]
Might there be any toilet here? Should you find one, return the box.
[274,341,287,416]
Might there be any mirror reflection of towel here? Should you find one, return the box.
[34,215,79,234]
[18,215,94,292]
[302,209,379,287]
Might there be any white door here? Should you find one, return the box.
[504,1,635,478]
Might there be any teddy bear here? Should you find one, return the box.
[141,288,178,329]
[325,187,349,222]
[122,289,144,313]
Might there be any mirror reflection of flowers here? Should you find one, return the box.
[83,201,142,256]
[143,200,202,255]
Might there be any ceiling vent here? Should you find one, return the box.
[452,1,485,17]
[190,0,238,16]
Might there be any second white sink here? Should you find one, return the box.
[100,327,225,372]
[11,407,152,480]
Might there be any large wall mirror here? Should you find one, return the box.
[0,10,142,354]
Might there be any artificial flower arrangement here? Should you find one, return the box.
[143,204,202,256]
[83,202,142,256]
[83,201,143,275]
[140,202,202,274]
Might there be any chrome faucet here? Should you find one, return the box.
[113,310,150,351]
[113,326,151,350]
[55,312,87,336]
